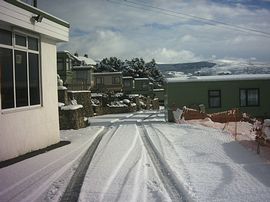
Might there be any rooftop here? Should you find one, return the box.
[5,0,69,28]
[134,78,149,81]
[76,56,96,65]
[93,72,122,75]
[166,74,270,83]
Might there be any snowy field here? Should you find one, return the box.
[1,110,270,201]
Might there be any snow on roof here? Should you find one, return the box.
[123,76,133,79]
[93,72,122,75]
[72,65,93,70]
[91,93,104,97]
[134,78,149,81]
[76,56,96,65]
[153,88,165,91]
[68,90,91,93]
[61,104,83,111]
[166,74,270,83]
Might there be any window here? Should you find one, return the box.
[28,36,38,51]
[0,48,14,109]
[15,34,26,47]
[240,89,259,107]
[0,28,41,110]
[96,77,103,84]
[0,29,12,45]
[124,80,131,87]
[208,90,221,108]
[57,58,64,71]
[142,81,148,90]
[112,76,120,84]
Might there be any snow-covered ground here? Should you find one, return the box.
[1,110,270,202]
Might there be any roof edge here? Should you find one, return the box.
[4,0,70,28]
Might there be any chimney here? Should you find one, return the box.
[33,0,37,7]
[74,52,78,57]
[84,54,88,58]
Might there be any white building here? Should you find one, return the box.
[0,0,69,161]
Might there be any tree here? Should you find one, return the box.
[96,57,164,88]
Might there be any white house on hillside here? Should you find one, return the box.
[0,0,69,161]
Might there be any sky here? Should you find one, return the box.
[30,0,270,63]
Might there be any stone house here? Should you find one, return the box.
[92,72,123,93]
[57,51,96,90]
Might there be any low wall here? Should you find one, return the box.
[68,91,94,117]
[59,107,88,130]
[93,105,137,116]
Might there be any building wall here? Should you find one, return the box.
[0,37,60,162]
[165,79,270,121]
[123,78,134,93]
[0,0,69,41]
[92,73,123,92]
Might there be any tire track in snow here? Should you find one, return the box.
[60,127,107,202]
[149,125,194,189]
[60,114,137,202]
[130,142,148,202]
[114,150,142,202]
[100,127,140,201]
[137,123,192,202]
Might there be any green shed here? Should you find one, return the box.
[133,78,153,96]
[165,74,270,122]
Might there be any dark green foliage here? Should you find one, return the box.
[96,57,164,88]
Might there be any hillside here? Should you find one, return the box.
[157,60,270,77]
[157,61,216,74]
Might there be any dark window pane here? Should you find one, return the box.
[113,77,120,84]
[124,80,131,87]
[15,34,26,47]
[209,90,221,108]
[0,48,14,109]
[28,36,38,51]
[96,77,103,84]
[209,97,221,108]
[57,58,64,70]
[29,53,40,105]
[247,89,259,106]
[240,90,246,107]
[0,29,12,45]
[15,50,28,107]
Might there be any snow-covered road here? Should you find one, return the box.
[1,110,270,202]
[79,112,181,202]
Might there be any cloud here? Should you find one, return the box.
[144,48,202,64]
[40,0,270,62]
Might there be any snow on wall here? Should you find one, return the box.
[0,37,60,162]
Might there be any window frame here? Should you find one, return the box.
[112,76,120,84]
[0,27,42,112]
[96,77,103,85]
[239,88,260,107]
[208,90,221,108]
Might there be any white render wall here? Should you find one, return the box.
[0,0,69,41]
[0,36,60,162]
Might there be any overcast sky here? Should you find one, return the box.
[34,0,270,63]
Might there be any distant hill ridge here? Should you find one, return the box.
[157,61,216,74]
[157,60,270,77]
